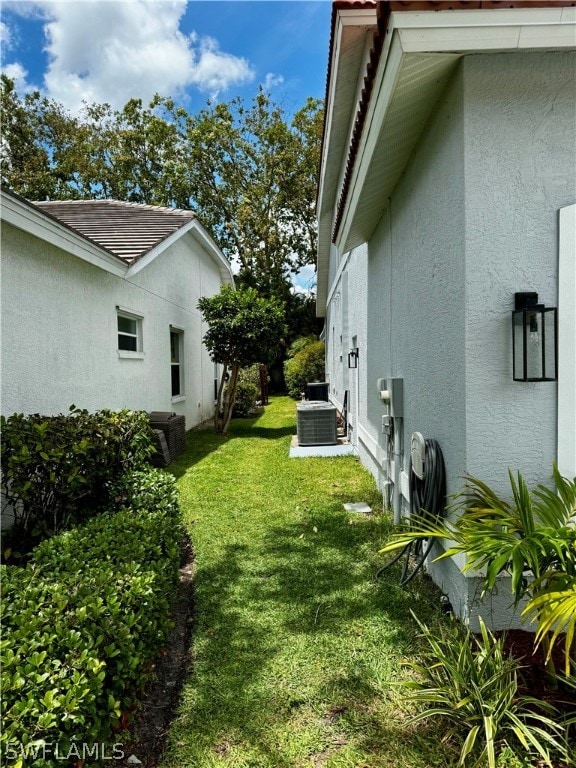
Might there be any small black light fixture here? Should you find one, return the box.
[512,292,557,382]
[347,347,359,369]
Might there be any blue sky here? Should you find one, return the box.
[1,1,332,115]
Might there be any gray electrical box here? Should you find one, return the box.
[377,377,404,418]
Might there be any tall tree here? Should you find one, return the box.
[181,90,323,298]
[1,75,60,200]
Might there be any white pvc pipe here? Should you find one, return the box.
[393,419,402,525]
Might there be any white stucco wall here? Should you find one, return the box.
[1,223,225,428]
[324,50,575,629]
[325,244,370,467]
[463,51,576,493]
[370,63,467,495]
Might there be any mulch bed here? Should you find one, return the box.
[117,536,195,768]
[499,629,575,713]
[497,629,575,768]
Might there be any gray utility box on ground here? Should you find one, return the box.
[306,382,329,401]
[296,401,338,446]
[149,411,186,465]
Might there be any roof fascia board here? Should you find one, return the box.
[396,7,568,29]
[396,8,576,51]
[336,30,405,254]
[188,220,235,286]
[337,7,378,26]
[335,7,576,253]
[317,8,379,316]
[333,31,380,207]
[126,218,234,286]
[317,7,378,219]
[1,191,127,277]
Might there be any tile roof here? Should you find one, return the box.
[33,199,196,265]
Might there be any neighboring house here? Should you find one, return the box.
[317,1,576,628]
[1,189,233,427]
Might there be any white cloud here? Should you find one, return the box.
[1,16,34,92]
[188,34,254,99]
[292,264,317,295]
[1,21,12,49]
[1,61,29,88]
[264,72,284,91]
[16,0,255,113]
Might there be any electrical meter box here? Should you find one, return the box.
[376,377,403,417]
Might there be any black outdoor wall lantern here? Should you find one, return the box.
[512,292,557,382]
[348,348,359,369]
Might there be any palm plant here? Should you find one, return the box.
[405,614,566,767]
[379,465,576,676]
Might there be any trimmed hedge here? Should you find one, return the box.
[0,470,183,767]
[1,408,155,549]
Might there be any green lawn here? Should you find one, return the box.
[161,396,454,768]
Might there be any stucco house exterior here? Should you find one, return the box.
[1,189,233,427]
[317,1,576,628]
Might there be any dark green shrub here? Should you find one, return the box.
[232,380,259,417]
[287,335,318,357]
[1,470,182,766]
[109,467,180,517]
[1,408,154,551]
[284,339,325,399]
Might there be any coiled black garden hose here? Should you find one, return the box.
[376,438,446,586]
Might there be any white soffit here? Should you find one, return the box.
[317,7,377,315]
[337,7,576,255]
[318,8,377,218]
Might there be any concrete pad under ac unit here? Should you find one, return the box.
[288,435,355,458]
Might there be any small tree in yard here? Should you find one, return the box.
[198,286,285,434]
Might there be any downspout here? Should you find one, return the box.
[355,364,360,450]
[392,418,402,525]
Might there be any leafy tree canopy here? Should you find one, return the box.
[1,75,323,301]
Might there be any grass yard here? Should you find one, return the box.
[160,396,454,768]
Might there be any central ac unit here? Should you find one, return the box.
[296,401,338,446]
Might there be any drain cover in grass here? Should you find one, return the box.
[343,502,372,515]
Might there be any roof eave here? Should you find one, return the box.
[316,4,380,315]
[316,3,576,316]
[0,189,128,277]
[337,5,576,256]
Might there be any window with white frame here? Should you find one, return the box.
[117,308,143,357]
[170,328,184,398]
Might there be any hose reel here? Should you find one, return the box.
[376,436,446,586]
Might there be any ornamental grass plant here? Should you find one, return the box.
[404,614,567,768]
[380,466,576,678]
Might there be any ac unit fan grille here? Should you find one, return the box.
[297,402,337,446]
